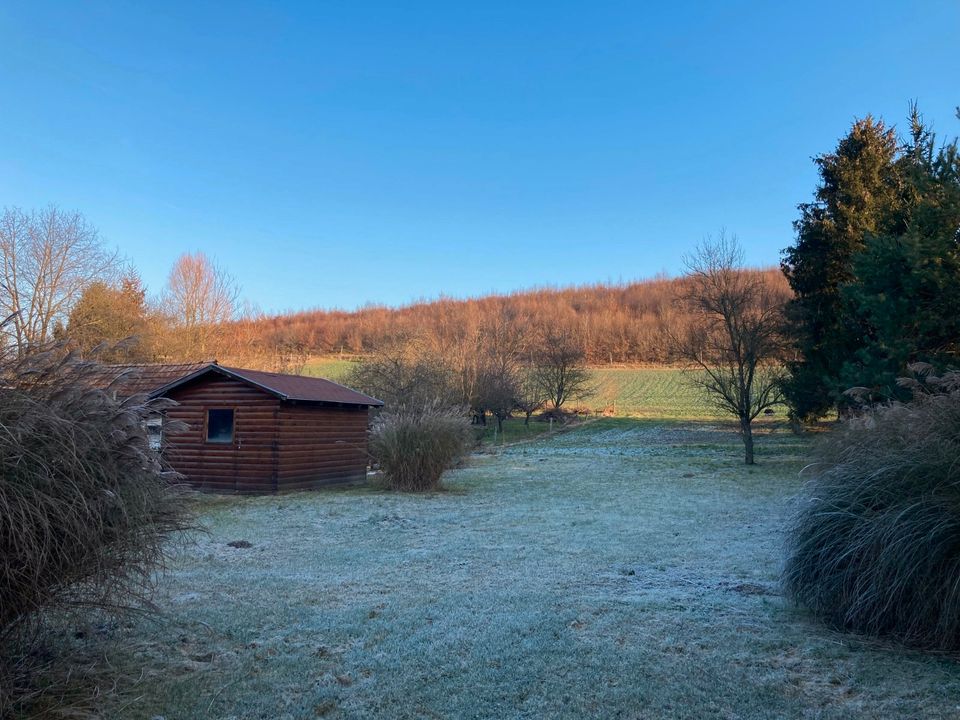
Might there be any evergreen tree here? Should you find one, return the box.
[839,110,960,399]
[781,117,905,420]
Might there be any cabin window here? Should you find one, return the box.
[146,417,163,451]
[206,409,235,443]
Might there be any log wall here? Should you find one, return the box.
[277,404,369,490]
[163,374,369,492]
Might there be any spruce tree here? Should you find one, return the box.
[781,117,904,420]
[839,110,960,399]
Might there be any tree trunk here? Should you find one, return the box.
[497,415,504,434]
[524,410,532,426]
[741,418,755,465]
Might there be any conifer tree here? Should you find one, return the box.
[839,109,960,400]
[781,117,904,420]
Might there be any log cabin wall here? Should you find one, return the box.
[162,373,371,493]
[164,374,281,492]
[276,404,369,490]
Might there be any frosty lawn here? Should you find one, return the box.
[94,419,960,718]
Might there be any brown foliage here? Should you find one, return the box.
[218,270,788,368]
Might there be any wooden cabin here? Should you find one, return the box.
[103,363,383,493]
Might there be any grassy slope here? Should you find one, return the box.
[74,419,960,719]
[302,357,357,383]
[589,366,713,418]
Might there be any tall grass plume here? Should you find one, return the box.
[370,406,472,491]
[783,365,960,650]
[0,343,192,714]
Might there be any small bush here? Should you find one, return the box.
[0,346,191,644]
[783,368,960,650]
[369,407,472,491]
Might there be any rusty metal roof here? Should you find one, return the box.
[151,364,384,407]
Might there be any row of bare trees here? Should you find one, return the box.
[347,322,595,431]
[344,233,789,462]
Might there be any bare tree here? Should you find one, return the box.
[0,207,117,355]
[474,363,519,432]
[533,329,593,410]
[471,311,526,427]
[514,367,547,424]
[164,252,239,357]
[347,339,458,412]
[671,233,788,464]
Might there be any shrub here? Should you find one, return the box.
[0,346,191,642]
[369,406,472,491]
[347,343,458,411]
[783,368,960,649]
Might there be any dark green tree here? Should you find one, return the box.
[839,110,960,400]
[781,117,906,420]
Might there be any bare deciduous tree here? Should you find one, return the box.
[671,233,788,464]
[471,311,526,427]
[474,364,519,432]
[514,367,547,424]
[347,339,458,411]
[533,329,593,410]
[164,252,239,357]
[0,207,117,355]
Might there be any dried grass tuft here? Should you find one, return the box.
[783,367,960,650]
[369,406,472,492]
[0,343,192,715]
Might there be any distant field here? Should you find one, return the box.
[586,366,714,418]
[303,358,741,420]
[302,357,358,383]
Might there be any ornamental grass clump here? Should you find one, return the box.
[369,406,472,491]
[783,366,960,650]
[0,345,191,643]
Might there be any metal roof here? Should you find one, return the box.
[150,364,384,407]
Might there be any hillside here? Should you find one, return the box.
[235,269,788,366]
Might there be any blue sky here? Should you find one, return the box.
[1,2,957,313]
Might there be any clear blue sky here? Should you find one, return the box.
[1,2,957,313]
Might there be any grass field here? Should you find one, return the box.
[43,419,960,719]
[302,357,754,420]
[588,366,714,418]
[302,357,358,383]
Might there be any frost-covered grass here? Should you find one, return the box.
[477,416,562,445]
[57,419,960,719]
